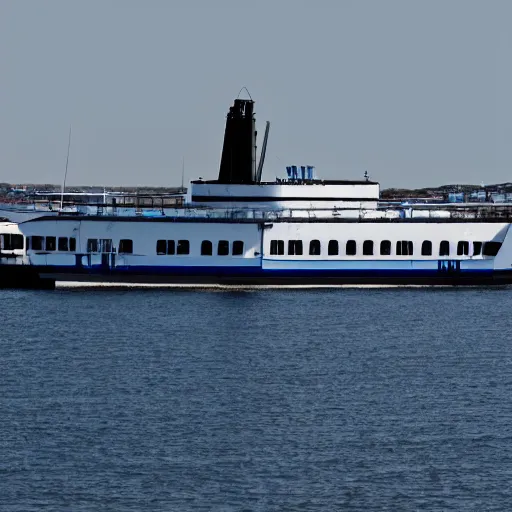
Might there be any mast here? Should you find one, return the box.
[60,125,72,211]
[256,121,270,183]
[181,156,185,192]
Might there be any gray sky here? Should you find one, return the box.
[1,0,511,188]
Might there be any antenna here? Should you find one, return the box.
[181,156,185,191]
[237,86,253,100]
[60,125,72,211]
[256,121,270,183]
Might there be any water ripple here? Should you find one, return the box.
[0,288,511,510]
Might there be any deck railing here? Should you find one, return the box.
[7,199,512,222]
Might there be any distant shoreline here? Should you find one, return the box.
[1,182,512,200]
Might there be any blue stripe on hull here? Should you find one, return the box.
[38,264,497,277]
[34,264,511,285]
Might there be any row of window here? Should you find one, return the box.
[156,239,245,256]
[17,235,502,259]
[25,236,133,254]
[27,237,133,254]
[269,239,502,257]
[86,238,134,254]
[24,236,133,254]
[24,236,246,256]
[156,239,190,255]
[27,236,77,252]
[200,240,244,256]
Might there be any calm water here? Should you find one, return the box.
[1,286,512,511]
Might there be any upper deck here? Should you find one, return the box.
[189,179,380,210]
[14,201,512,225]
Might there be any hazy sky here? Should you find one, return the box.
[1,0,511,188]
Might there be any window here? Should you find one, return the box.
[346,240,356,256]
[99,239,113,253]
[201,240,213,256]
[270,240,284,255]
[0,234,8,250]
[483,241,502,256]
[421,240,432,256]
[218,240,229,256]
[288,240,303,256]
[46,236,56,251]
[473,241,482,256]
[31,236,44,251]
[177,240,189,255]
[58,237,69,251]
[69,238,76,252]
[0,234,23,250]
[396,241,413,256]
[363,240,374,256]
[232,240,244,256]
[309,239,321,256]
[156,239,166,255]
[157,240,175,255]
[12,235,23,250]
[439,240,450,256]
[119,239,133,254]
[380,240,391,256]
[457,241,469,256]
[87,239,113,253]
[87,239,98,253]
[328,240,339,256]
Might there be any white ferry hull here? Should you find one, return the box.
[1,217,512,288]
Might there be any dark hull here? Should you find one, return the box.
[39,269,512,288]
[2,264,512,289]
[0,266,55,290]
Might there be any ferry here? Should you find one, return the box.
[1,97,512,289]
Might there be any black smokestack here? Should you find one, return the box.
[217,99,256,184]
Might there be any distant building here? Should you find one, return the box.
[448,192,464,203]
[469,190,487,202]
